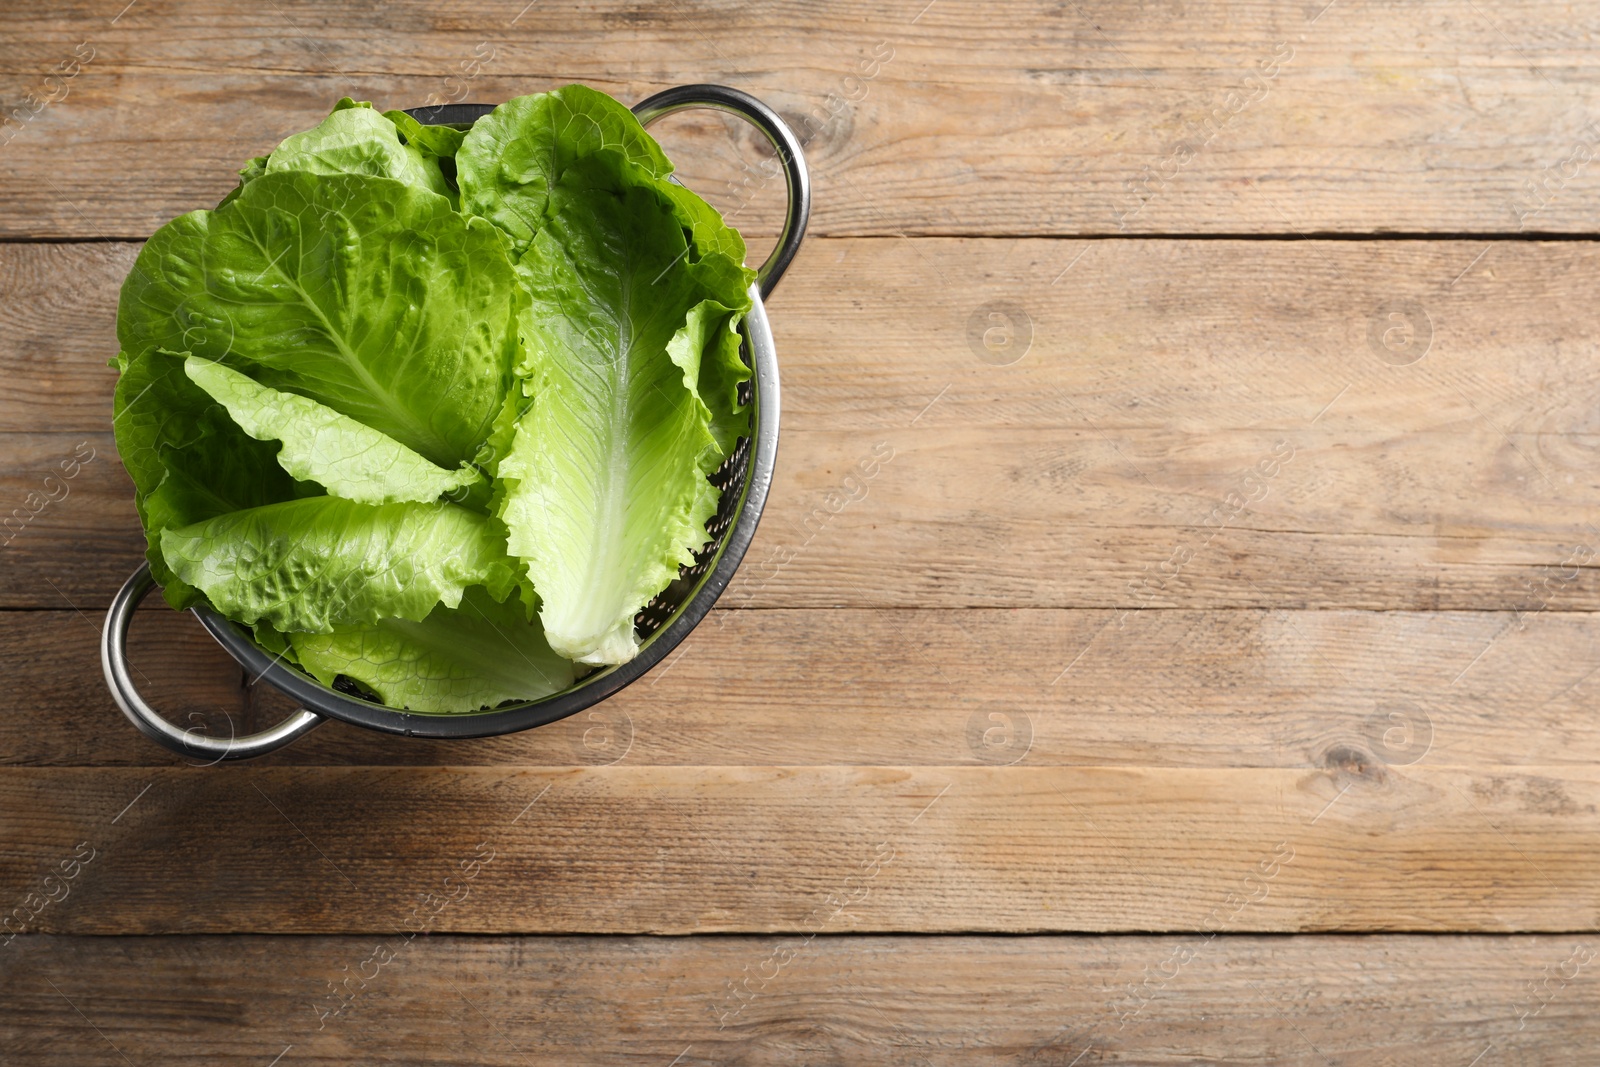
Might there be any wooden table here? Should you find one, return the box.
[3,1,1598,1061]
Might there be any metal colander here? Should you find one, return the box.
[101,84,809,760]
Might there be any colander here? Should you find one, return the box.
[101,84,808,761]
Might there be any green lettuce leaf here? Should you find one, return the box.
[384,108,467,162]
[456,84,673,257]
[183,355,481,505]
[675,297,751,458]
[160,497,517,633]
[266,100,454,201]
[289,585,574,713]
[496,157,732,665]
[649,183,755,454]
[249,618,301,667]
[117,170,520,470]
[657,176,751,267]
[112,348,309,608]
[217,155,269,209]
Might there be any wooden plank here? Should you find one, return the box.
[5,1,1600,237]
[7,606,1600,770]
[5,238,1600,610]
[0,432,140,605]
[0,242,132,430]
[1,765,1596,934]
[3,933,1595,1065]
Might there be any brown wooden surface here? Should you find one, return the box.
[2,0,1598,1059]
[5,934,1597,1065]
[5,2,1600,238]
[3,765,1599,934]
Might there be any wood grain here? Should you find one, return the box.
[2,765,1596,934]
[6,238,1599,610]
[5,1,1600,237]
[3,933,1595,1065]
[6,606,1599,770]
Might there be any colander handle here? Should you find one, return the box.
[632,84,811,300]
[102,563,324,762]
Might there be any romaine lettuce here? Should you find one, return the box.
[160,496,518,633]
[266,100,455,201]
[456,84,673,257]
[113,86,760,711]
[119,170,520,469]
[494,157,729,664]
[289,586,575,713]
[183,355,482,505]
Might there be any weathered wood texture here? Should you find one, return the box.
[4,606,1597,769]
[5,238,1600,610]
[3,933,1594,1065]
[5,2,1600,237]
[1,765,1595,934]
